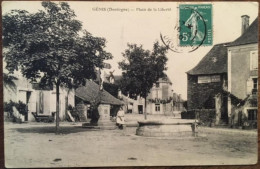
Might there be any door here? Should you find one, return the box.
[221,95,228,124]
[138,105,143,114]
[25,92,31,121]
[18,90,31,121]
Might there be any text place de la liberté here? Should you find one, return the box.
[92,7,172,12]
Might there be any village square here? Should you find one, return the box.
[2,1,258,168]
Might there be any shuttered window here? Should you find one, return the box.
[155,104,160,112]
[248,109,257,121]
[246,79,253,95]
[250,51,258,70]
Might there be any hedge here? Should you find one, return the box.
[181,109,216,127]
[181,110,195,119]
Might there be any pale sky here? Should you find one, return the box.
[2,1,258,99]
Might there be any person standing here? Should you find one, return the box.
[116,106,125,129]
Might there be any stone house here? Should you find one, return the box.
[3,70,75,122]
[146,76,173,115]
[227,16,258,127]
[187,42,229,124]
[187,15,258,127]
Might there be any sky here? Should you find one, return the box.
[2,1,258,99]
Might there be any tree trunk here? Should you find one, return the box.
[144,96,147,120]
[55,82,60,134]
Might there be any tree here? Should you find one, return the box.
[2,2,112,133]
[3,73,18,91]
[103,82,119,98]
[119,42,168,119]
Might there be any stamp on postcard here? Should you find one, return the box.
[160,4,212,53]
[179,4,212,46]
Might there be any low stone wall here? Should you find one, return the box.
[199,127,257,137]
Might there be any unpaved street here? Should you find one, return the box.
[4,122,257,168]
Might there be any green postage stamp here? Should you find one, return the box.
[179,4,212,46]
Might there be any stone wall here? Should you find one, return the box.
[187,74,226,110]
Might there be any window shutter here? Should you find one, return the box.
[250,51,258,70]
[246,79,253,95]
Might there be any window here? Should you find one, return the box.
[253,78,258,89]
[156,82,160,88]
[198,75,221,83]
[248,109,257,121]
[155,104,160,112]
[247,78,258,95]
[250,51,258,70]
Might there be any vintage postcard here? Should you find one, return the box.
[2,1,258,168]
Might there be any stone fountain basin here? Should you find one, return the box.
[136,119,196,137]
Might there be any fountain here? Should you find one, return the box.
[136,119,198,137]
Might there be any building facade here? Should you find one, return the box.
[146,76,173,115]
[227,16,258,127]
[187,43,229,124]
[4,70,75,122]
[187,15,258,127]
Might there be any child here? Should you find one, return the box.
[116,106,125,129]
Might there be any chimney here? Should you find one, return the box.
[241,15,250,34]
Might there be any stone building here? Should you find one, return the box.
[146,76,173,115]
[4,70,75,122]
[187,42,229,123]
[227,16,258,127]
[187,15,258,127]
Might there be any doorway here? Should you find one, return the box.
[138,105,143,114]
[19,90,31,121]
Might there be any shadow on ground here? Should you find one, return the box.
[11,126,100,135]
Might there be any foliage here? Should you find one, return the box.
[103,82,119,98]
[181,110,196,119]
[4,100,27,117]
[67,104,74,111]
[4,101,16,116]
[183,101,188,110]
[118,42,168,99]
[148,97,172,104]
[196,109,216,126]
[3,73,18,91]
[3,2,112,131]
[3,2,112,88]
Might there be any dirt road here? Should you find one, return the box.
[4,122,257,168]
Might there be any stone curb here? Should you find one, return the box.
[199,127,257,137]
